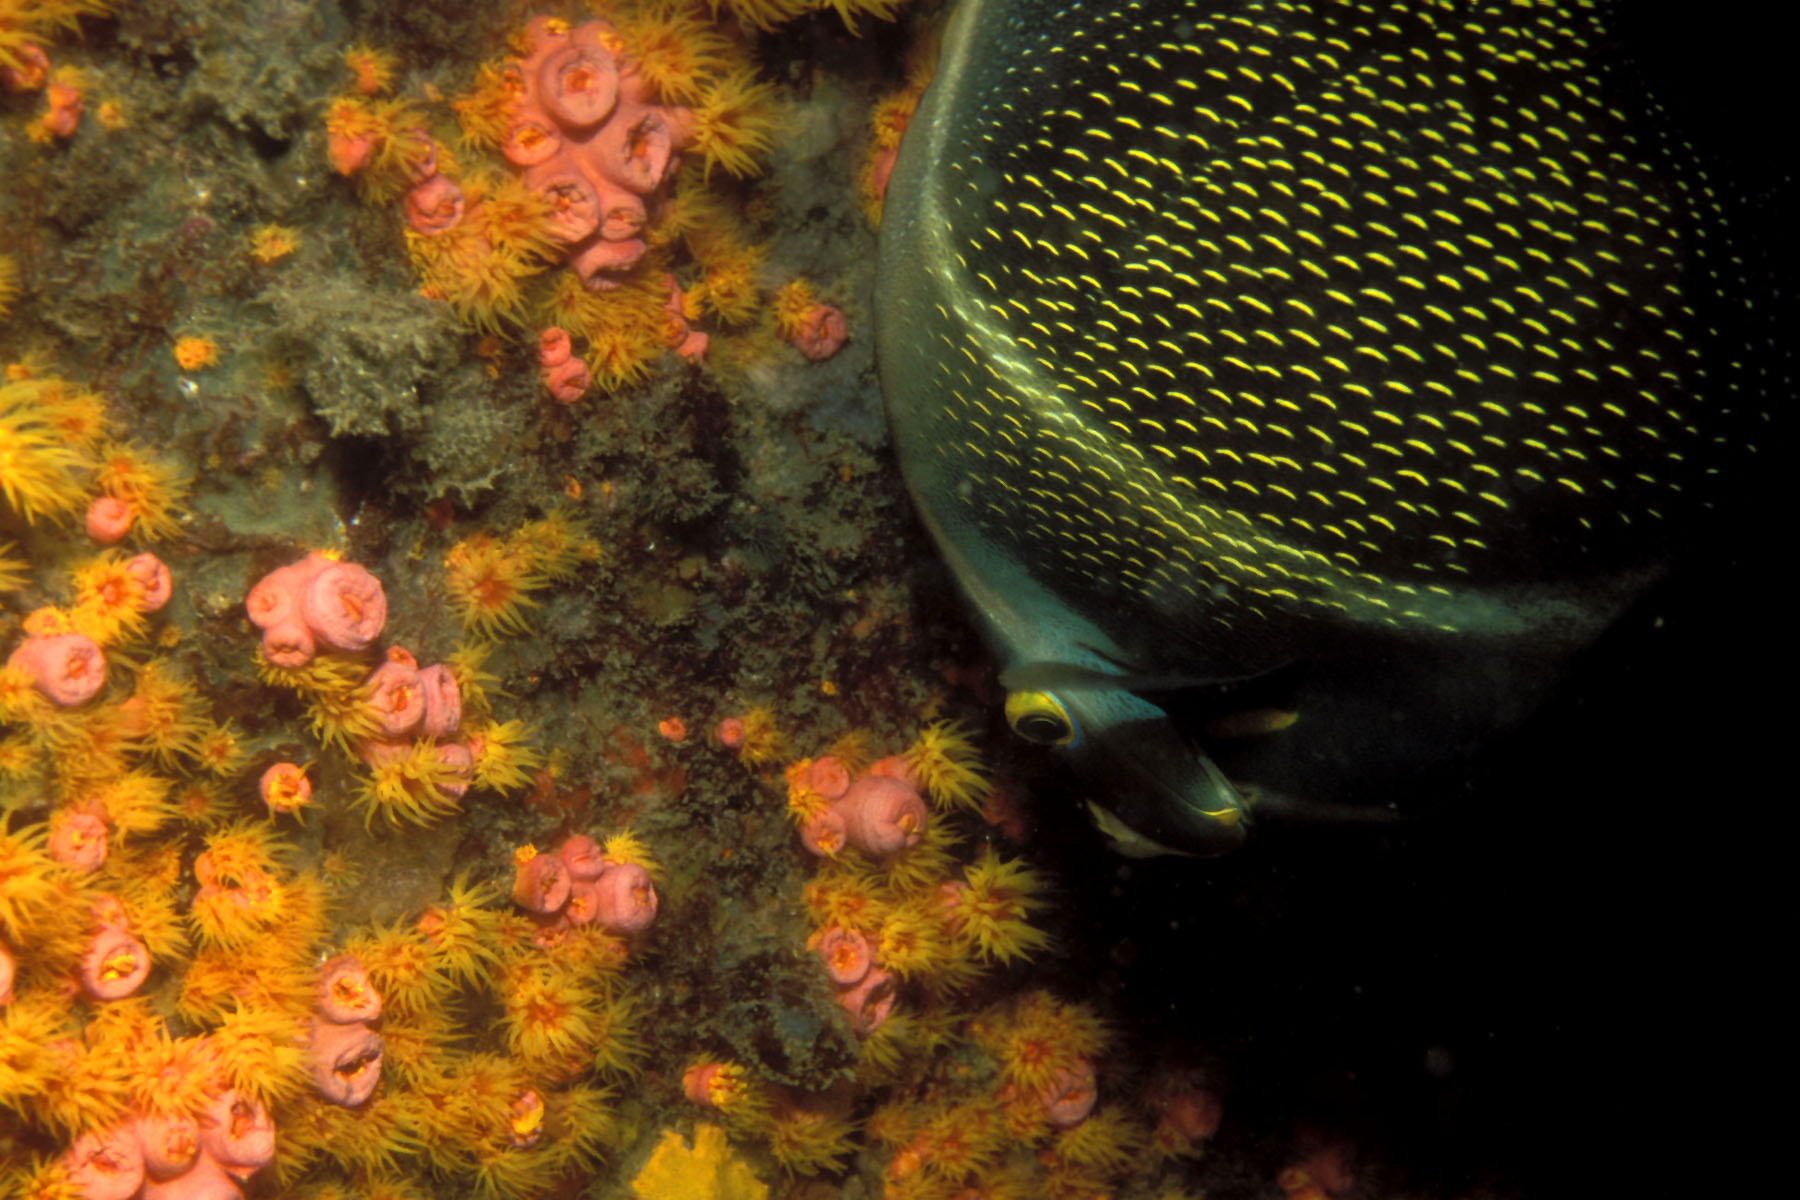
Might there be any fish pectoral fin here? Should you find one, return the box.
[1243,786,1407,827]
[1201,707,1300,740]
[1137,659,1309,747]
[1083,800,1201,858]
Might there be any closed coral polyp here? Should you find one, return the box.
[8,632,106,706]
[365,660,424,736]
[300,559,387,651]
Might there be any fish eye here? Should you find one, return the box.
[1005,690,1078,746]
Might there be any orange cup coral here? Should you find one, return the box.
[85,494,134,543]
[8,631,107,705]
[512,848,572,914]
[80,924,152,1000]
[245,552,388,663]
[48,809,108,871]
[591,862,657,933]
[258,762,312,815]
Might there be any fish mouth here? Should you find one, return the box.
[1074,714,1251,857]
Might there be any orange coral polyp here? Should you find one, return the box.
[345,45,396,95]
[325,96,385,173]
[445,535,543,636]
[258,761,311,815]
[816,925,871,986]
[171,336,218,371]
[682,1060,751,1111]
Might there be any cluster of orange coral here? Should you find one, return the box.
[1,369,186,543]
[678,714,1229,1195]
[316,6,780,384]
[0,521,641,1199]
[312,0,922,400]
[1,0,117,142]
[246,553,542,828]
[675,717,1216,1191]
[442,507,594,639]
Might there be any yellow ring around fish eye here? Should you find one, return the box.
[1005,690,1078,747]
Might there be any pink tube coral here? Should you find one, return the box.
[538,326,573,367]
[791,304,849,361]
[799,808,848,856]
[8,632,107,706]
[85,495,134,543]
[793,758,930,859]
[125,552,173,611]
[563,878,602,925]
[435,741,473,798]
[259,621,315,668]
[536,33,619,129]
[316,954,383,1023]
[1040,1058,1098,1128]
[835,964,897,1035]
[299,559,386,651]
[532,169,604,243]
[405,174,465,236]
[538,326,592,402]
[196,1089,275,1178]
[365,660,424,736]
[512,850,572,914]
[49,810,108,872]
[592,862,657,933]
[498,16,693,291]
[543,354,591,404]
[416,665,461,735]
[141,1152,243,1200]
[308,1018,384,1107]
[840,775,928,856]
[815,926,871,986]
[244,559,312,629]
[63,1123,145,1200]
[807,756,851,801]
[80,926,151,1000]
[135,1112,201,1181]
[245,553,387,663]
[555,834,606,880]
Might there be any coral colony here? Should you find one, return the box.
[1,2,1373,1199]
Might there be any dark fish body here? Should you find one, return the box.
[876,0,1780,853]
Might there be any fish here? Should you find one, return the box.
[874,0,1779,855]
